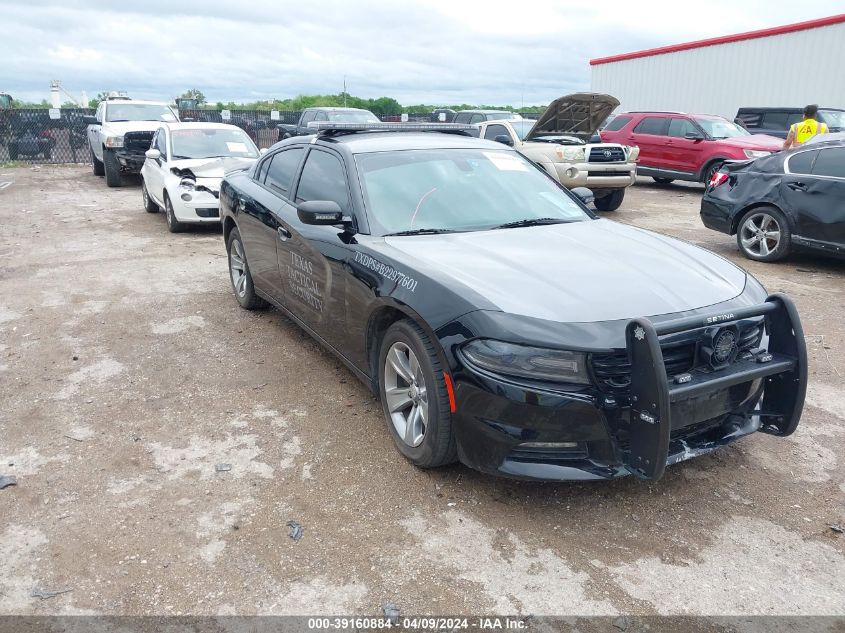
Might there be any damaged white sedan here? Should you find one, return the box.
[140,123,260,232]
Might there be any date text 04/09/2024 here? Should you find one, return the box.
[307,616,527,629]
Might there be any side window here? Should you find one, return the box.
[788,150,817,175]
[667,118,698,138]
[295,150,350,213]
[633,116,668,135]
[786,112,804,127]
[603,115,631,132]
[484,124,510,141]
[155,130,167,156]
[453,112,470,124]
[255,155,272,184]
[470,114,485,124]
[265,147,305,197]
[735,111,760,128]
[314,111,328,122]
[760,111,789,130]
[96,103,104,123]
[300,111,316,125]
[812,148,845,178]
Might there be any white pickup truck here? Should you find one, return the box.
[85,93,179,187]
[475,93,638,211]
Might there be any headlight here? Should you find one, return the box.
[103,135,124,148]
[462,339,589,384]
[556,146,586,162]
[627,145,640,161]
[744,150,771,159]
[179,177,196,190]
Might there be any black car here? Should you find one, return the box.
[701,140,845,262]
[735,107,845,139]
[219,122,807,482]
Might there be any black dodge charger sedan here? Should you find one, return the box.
[219,123,807,481]
[701,139,845,262]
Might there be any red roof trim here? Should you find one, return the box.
[590,13,845,65]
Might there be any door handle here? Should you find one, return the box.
[787,182,808,192]
[277,226,291,241]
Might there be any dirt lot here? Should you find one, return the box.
[1,165,844,620]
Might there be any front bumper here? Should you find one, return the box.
[169,187,221,223]
[553,161,637,190]
[450,294,806,481]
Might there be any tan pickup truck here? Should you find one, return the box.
[475,93,638,211]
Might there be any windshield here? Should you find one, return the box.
[509,120,535,140]
[170,128,259,159]
[106,103,176,122]
[329,111,380,123]
[694,117,750,139]
[820,110,845,130]
[355,148,591,235]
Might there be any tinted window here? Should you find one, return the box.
[736,111,761,128]
[453,112,472,124]
[604,115,631,132]
[788,150,817,175]
[812,148,845,178]
[667,118,699,138]
[484,124,510,141]
[295,150,349,212]
[470,114,485,124]
[256,156,272,183]
[760,111,789,129]
[633,117,668,135]
[314,111,328,122]
[265,147,304,197]
[301,111,316,124]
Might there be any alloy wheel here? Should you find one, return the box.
[229,239,248,298]
[383,341,427,447]
[740,212,781,258]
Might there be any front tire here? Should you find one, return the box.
[736,206,791,262]
[703,161,723,185]
[378,320,456,468]
[103,148,122,187]
[594,188,625,212]
[226,228,268,310]
[91,147,104,176]
[164,195,187,233]
[141,179,158,213]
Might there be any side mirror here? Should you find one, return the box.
[297,200,343,225]
[83,115,98,125]
[493,134,514,147]
[145,148,161,160]
[684,132,704,141]
[571,187,595,206]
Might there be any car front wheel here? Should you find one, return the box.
[594,188,625,212]
[164,195,186,233]
[226,228,268,310]
[142,179,158,213]
[378,320,456,468]
[103,148,122,187]
[737,206,791,262]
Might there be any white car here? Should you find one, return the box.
[140,123,260,232]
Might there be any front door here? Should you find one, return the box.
[664,117,705,176]
[280,147,353,351]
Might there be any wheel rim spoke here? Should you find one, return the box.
[385,386,413,413]
[388,346,413,383]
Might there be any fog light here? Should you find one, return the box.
[519,441,579,449]
[181,193,192,201]
[566,168,577,178]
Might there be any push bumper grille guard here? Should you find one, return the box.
[624,293,807,480]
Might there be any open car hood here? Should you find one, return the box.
[169,156,256,180]
[526,93,619,142]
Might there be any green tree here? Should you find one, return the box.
[180,88,206,105]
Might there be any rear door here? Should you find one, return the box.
[629,116,670,170]
[281,147,355,350]
[237,146,306,302]
[784,147,845,244]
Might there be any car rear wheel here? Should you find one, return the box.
[226,228,268,310]
[378,320,456,468]
[91,147,104,176]
[653,177,674,184]
[737,206,791,262]
[164,195,187,233]
[594,188,625,212]
[103,148,122,187]
[141,179,158,213]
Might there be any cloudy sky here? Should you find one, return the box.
[2,0,843,106]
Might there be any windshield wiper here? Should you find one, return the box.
[493,217,571,229]
[383,228,459,236]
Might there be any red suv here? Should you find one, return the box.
[600,112,782,185]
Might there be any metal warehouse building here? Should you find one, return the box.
[590,14,845,119]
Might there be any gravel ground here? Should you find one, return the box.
[0,165,843,621]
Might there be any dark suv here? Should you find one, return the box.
[735,107,845,139]
[600,112,783,184]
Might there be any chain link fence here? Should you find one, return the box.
[0,108,540,164]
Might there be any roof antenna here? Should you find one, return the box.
[343,75,347,107]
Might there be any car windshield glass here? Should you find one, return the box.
[170,128,259,159]
[509,120,535,139]
[694,117,750,139]
[355,148,591,235]
[820,110,845,129]
[328,111,380,123]
[106,104,176,122]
